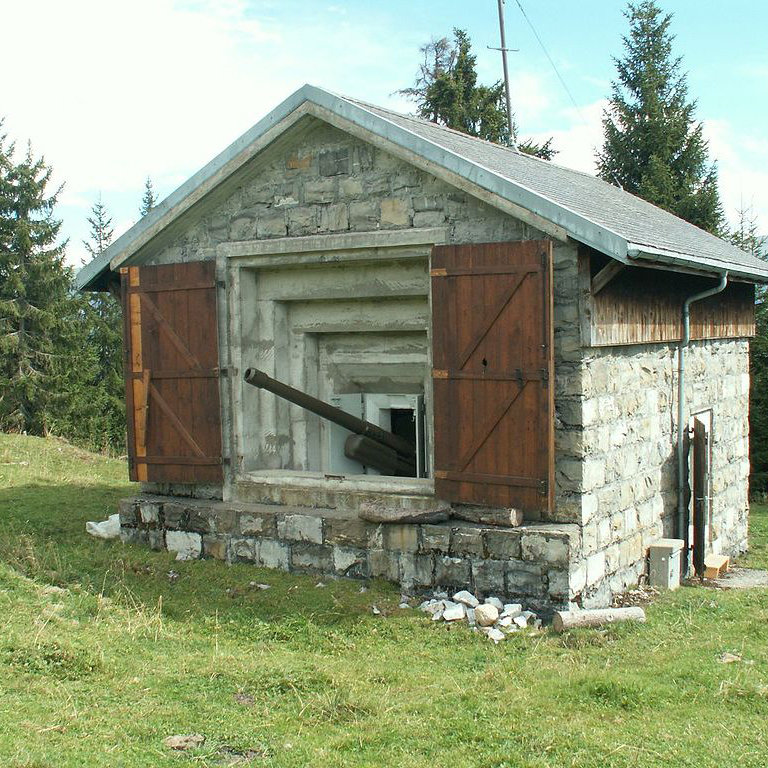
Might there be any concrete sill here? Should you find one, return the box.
[240,469,435,497]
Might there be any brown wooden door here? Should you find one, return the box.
[121,261,223,484]
[431,241,554,513]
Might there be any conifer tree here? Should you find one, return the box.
[76,196,125,452]
[597,1,723,233]
[400,29,555,159]
[730,204,768,495]
[0,135,76,435]
[140,176,157,216]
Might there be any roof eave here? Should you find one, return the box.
[627,243,768,283]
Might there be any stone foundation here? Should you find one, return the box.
[118,495,577,611]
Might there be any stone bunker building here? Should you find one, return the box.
[78,85,768,608]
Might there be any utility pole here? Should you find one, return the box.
[494,0,518,151]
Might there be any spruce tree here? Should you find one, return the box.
[0,136,76,435]
[731,205,768,495]
[400,29,555,159]
[140,176,157,216]
[597,1,723,233]
[76,197,125,453]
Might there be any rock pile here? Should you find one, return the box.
[418,590,541,643]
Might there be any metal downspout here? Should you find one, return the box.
[677,272,728,572]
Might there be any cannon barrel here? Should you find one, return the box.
[243,368,416,460]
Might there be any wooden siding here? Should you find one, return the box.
[590,262,756,347]
[121,262,223,484]
[431,241,554,514]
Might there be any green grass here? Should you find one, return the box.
[1,433,768,767]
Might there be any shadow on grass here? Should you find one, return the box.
[1,484,400,638]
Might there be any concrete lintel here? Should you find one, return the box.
[219,227,447,260]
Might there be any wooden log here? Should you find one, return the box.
[552,607,646,633]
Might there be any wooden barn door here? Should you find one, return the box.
[121,261,223,484]
[431,241,554,514]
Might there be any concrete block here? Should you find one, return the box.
[319,203,349,232]
[586,552,606,585]
[349,200,380,230]
[324,518,370,548]
[256,209,286,238]
[166,531,202,561]
[412,210,445,228]
[339,177,363,198]
[548,569,570,601]
[213,507,238,534]
[520,534,569,568]
[290,542,333,572]
[333,546,366,575]
[163,502,188,530]
[255,539,290,570]
[434,556,471,589]
[277,514,323,544]
[420,524,451,553]
[368,549,399,581]
[202,534,228,561]
[450,528,485,558]
[148,529,165,551]
[287,206,317,236]
[231,536,257,561]
[303,178,336,203]
[118,499,139,527]
[471,559,505,595]
[504,561,545,596]
[399,553,435,588]
[380,197,410,227]
[382,524,419,553]
[139,502,160,526]
[484,529,522,560]
[319,148,350,177]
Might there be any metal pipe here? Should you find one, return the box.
[677,272,728,571]
[496,0,518,151]
[243,367,416,458]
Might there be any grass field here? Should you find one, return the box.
[1,433,767,767]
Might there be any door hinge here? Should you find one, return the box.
[539,479,549,496]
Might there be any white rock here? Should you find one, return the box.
[399,602,410,609]
[431,607,445,621]
[434,591,448,600]
[372,605,381,615]
[486,627,506,643]
[475,603,500,627]
[497,615,513,627]
[521,610,535,619]
[485,596,504,611]
[452,590,479,608]
[533,619,543,629]
[442,603,467,621]
[165,531,202,561]
[513,614,528,628]
[421,600,443,615]
[502,603,523,618]
[85,514,121,540]
[466,607,476,626]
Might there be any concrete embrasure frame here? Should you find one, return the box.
[217,227,449,502]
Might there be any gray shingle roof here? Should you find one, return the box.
[77,84,768,290]
[353,98,768,278]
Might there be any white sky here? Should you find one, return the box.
[2,0,766,267]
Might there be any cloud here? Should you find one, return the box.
[526,99,606,175]
[704,118,768,230]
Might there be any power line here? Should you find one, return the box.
[512,0,623,188]
[512,0,587,124]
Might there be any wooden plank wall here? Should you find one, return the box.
[590,262,756,347]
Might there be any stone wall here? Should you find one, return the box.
[139,117,582,523]
[119,495,577,612]
[566,337,750,607]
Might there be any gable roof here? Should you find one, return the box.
[77,84,768,290]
